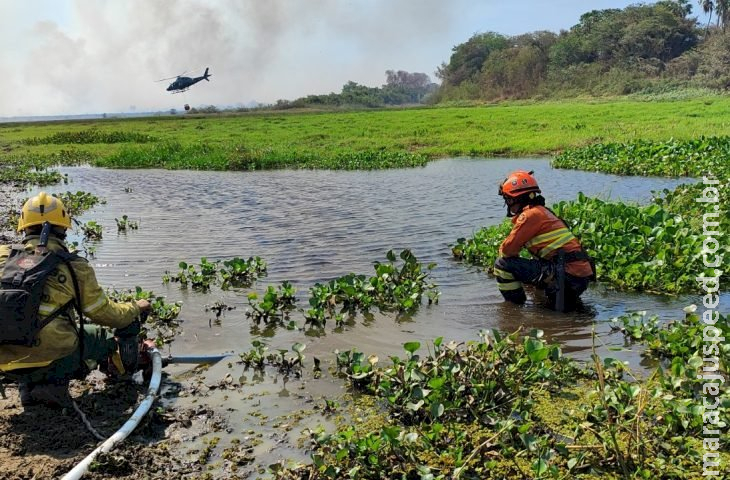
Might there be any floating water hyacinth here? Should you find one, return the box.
[552,136,730,178]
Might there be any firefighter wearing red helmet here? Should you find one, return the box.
[495,170,595,312]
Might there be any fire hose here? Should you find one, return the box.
[62,350,231,479]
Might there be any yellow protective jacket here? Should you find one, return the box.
[0,236,140,371]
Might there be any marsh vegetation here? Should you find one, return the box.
[0,99,726,479]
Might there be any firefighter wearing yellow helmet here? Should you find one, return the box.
[0,192,151,408]
[16,191,72,232]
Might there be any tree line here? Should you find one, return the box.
[263,0,730,111]
[272,71,438,110]
[434,0,730,101]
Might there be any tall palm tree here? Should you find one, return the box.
[700,0,715,29]
[699,0,730,30]
[717,0,730,29]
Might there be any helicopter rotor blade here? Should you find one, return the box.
[154,71,187,82]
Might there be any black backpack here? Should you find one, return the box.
[0,239,81,347]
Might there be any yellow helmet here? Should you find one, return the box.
[17,192,72,232]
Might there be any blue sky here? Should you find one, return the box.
[0,1,708,117]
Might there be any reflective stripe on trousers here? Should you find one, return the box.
[494,267,522,291]
[494,256,588,311]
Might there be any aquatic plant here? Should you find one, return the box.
[115,214,138,232]
[334,349,380,389]
[271,342,306,376]
[278,330,582,478]
[205,300,235,325]
[219,256,267,289]
[552,136,730,178]
[275,309,729,478]
[345,330,576,426]
[323,150,429,170]
[610,311,661,340]
[578,308,729,476]
[107,142,430,171]
[652,181,729,231]
[239,340,269,369]
[163,257,219,291]
[0,164,64,187]
[66,240,96,259]
[613,308,729,368]
[0,154,72,190]
[0,151,93,190]
[58,191,105,216]
[304,273,374,328]
[246,281,297,325]
[106,286,183,346]
[163,256,267,291]
[80,221,103,240]
[371,249,440,311]
[105,141,230,169]
[22,129,157,145]
[452,220,517,272]
[304,249,439,328]
[238,341,307,377]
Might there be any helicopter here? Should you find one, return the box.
[158,67,211,93]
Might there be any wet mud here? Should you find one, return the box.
[0,372,232,479]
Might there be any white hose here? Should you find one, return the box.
[62,347,162,480]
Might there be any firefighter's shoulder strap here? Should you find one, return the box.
[55,250,86,369]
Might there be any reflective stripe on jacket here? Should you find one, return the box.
[0,236,140,371]
[499,205,593,278]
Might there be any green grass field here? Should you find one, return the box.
[1,96,729,170]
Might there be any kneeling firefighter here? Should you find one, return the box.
[494,171,595,312]
[0,192,152,408]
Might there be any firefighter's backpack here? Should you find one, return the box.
[0,245,77,346]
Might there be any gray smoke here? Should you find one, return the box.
[1,0,655,116]
[0,0,457,116]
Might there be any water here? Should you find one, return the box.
[35,158,720,361]
[30,158,725,473]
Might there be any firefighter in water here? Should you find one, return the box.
[0,192,152,408]
[494,170,594,312]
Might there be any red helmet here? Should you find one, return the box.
[498,170,541,199]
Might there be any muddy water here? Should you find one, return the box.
[44,158,717,358]
[37,158,726,474]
